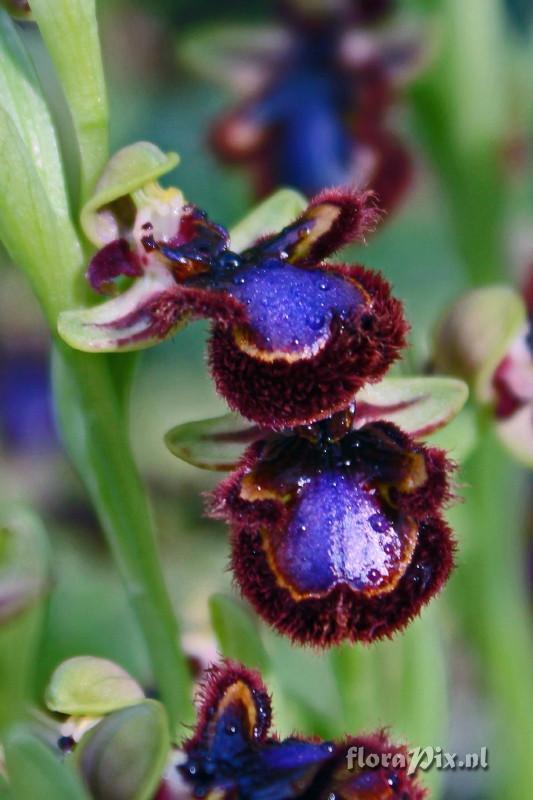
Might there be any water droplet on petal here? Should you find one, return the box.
[369,513,391,533]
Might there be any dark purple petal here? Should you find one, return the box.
[86,239,143,295]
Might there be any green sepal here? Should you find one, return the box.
[230,188,307,253]
[434,286,526,402]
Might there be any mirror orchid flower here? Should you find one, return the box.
[182,0,424,211]
[59,148,407,429]
[171,660,427,799]
[167,377,468,646]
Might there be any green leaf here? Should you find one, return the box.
[209,594,270,672]
[30,0,109,201]
[0,10,69,219]
[230,188,307,253]
[355,376,469,436]
[179,23,288,94]
[0,506,49,732]
[81,142,180,246]
[434,286,526,402]
[45,656,144,717]
[75,701,169,800]
[5,729,89,800]
[0,107,82,321]
[165,412,257,471]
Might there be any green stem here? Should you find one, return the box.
[450,425,533,797]
[52,342,193,731]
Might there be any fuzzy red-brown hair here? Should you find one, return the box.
[229,515,454,647]
[209,264,408,429]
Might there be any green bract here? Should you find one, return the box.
[30,0,109,200]
[45,657,144,717]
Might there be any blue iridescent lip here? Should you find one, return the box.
[199,258,364,355]
[268,469,416,597]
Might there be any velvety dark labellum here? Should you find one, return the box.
[179,661,427,799]
[212,419,454,645]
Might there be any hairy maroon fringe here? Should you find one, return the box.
[305,188,381,261]
[230,515,455,647]
[208,265,408,429]
[183,659,271,752]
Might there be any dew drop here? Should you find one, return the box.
[306,314,326,331]
[319,280,331,291]
[369,513,391,533]
[367,568,382,584]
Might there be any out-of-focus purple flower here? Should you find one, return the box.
[0,344,56,454]
[173,660,427,799]
[199,0,423,211]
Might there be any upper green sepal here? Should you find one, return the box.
[45,656,144,716]
[81,142,180,246]
[230,188,307,253]
[75,700,170,800]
